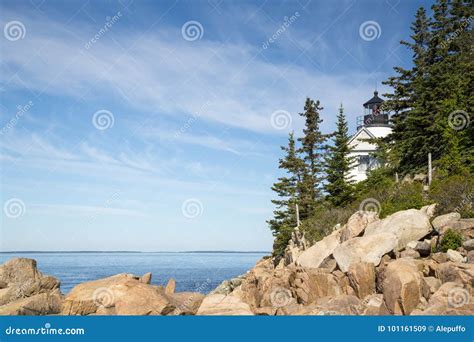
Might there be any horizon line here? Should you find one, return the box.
[0,250,271,254]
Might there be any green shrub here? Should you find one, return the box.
[429,174,474,218]
[301,205,354,244]
[439,229,463,252]
[379,182,426,218]
[356,176,427,218]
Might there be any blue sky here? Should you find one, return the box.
[0,0,433,251]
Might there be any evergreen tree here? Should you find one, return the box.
[267,132,305,256]
[297,98,328,216]
[433,0,473,173]
[324,104,356,206]
[382,6,432,173]
[383,0,472,174]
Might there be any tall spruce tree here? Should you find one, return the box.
[450,0,474,172]
[297,98,328,216]
[267,132,305,257]
[432,0,473,173]
[383,0,472,174]
[324,104,356,206]
[382,6,432,173]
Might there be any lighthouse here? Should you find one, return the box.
[347,91,392,182]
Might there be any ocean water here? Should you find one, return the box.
[0,252,268,295]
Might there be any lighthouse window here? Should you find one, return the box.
[358,155,370,171]
[358,155,379,171]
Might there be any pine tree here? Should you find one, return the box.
[383,0,472,175]
[451,0,474,171]
[382,6,433,174]
[324,104,356,206]
[297,98,328,216]
[433,0,473,173]
[267,132,305,257]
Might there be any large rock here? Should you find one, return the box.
[333,233,398,273]
[111,282,176,315]
[227,258,277,310]
[296,229,342,269]
[62,273,175,315]
[446,249,464,263]
[435,262,474,287]
[212,276,245,295]
[332,270,356,296]
[0,258,60,307]
[295,295,363,315]
[62,274,133,315]
[0,291,62,315]
[290,268,343,305]
[432,213,461,233]
[165,278,176,296]
[463,239,474,251]
[168,292,205,315]
[382,259,423,315]
[361,294,388,315]
[467,251,474,264]
[347,262,375,299]
[421,277,441,300]
[400,249,420,259]
[420,204,437,218]
[139,272,152,284]
[340,211,379,242]
[431,252,448,264]
[433,214,474,238]
[414,282,474,315]
[197,294,254,315]
[364,209,432,251]
[456,219,474,239]
[0,258,42,284]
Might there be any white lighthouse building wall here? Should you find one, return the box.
[347,126,392,183]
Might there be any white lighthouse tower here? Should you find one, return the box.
[347,91,392,182]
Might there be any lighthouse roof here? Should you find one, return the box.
[363,90,384,108]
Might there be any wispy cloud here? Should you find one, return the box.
[0,7,387,134]
[30,204,144,217]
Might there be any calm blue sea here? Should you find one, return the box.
[0,252,268,295]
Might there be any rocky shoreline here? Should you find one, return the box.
[1,204,473,315]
